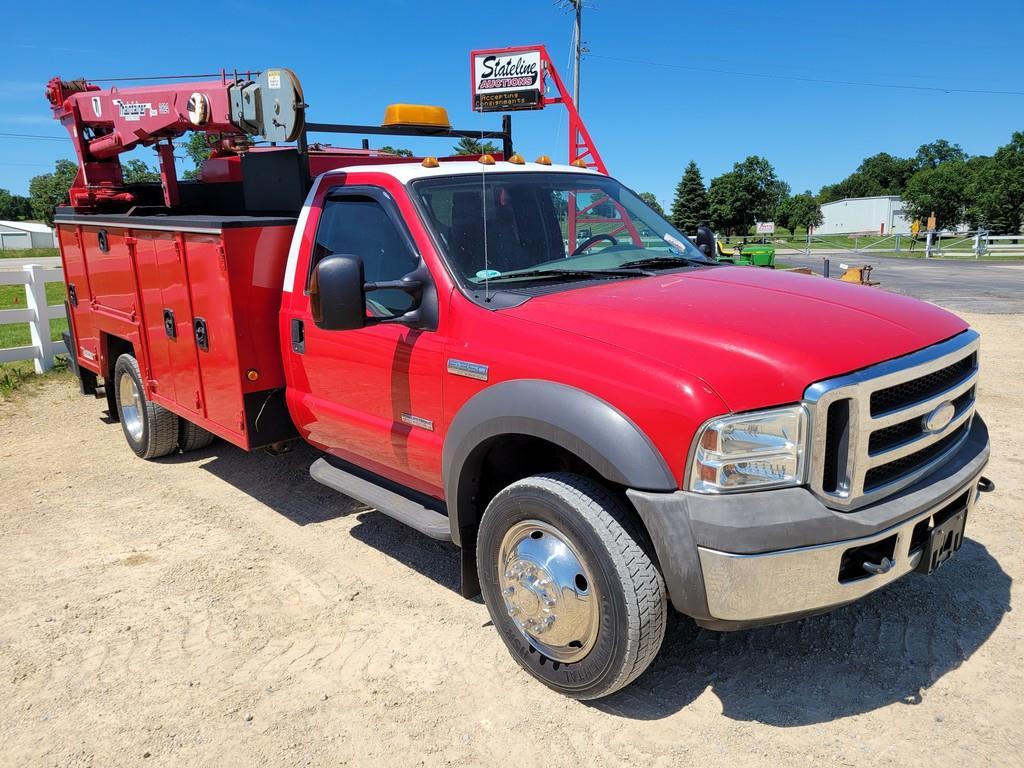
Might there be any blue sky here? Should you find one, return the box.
[3,0,1023,210]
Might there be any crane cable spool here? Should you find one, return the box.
[228,67,305,142]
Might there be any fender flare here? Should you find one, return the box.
[442,379,677,546]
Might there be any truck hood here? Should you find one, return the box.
[502,266,969,412]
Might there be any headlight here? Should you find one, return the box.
[688,405,807,493]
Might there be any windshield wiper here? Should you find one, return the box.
[481,267,654,284]
[616,255,711,269]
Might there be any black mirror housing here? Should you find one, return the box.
[695,225,716,259]
[311,254,367,331]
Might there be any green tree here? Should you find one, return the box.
[965,132,1024,233]
[776,192,823,236]
[915,139,968,170]
[708,156,785,235]
[379,145,413,157]
[638,192,665,216]
[0,188,33,220]
[181,133,213,180]
[28,159,78,226]
[452,136,498,156]
[122,159,160,183]
[818,152,916,202]
[901,161,969,231]
[670,160,709,233]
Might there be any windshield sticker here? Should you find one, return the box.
[663,233,688,253]
[475,269,501,280]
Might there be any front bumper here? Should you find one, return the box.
[627,415,990,631]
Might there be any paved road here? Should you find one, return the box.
[0,256,61,270]
[779,251,1024,314]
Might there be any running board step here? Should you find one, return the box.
[309,457,452,542]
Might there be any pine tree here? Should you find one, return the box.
[671,161,710,234]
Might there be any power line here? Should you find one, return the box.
[0,132,66,142]
[587,53,1024,97]
[85,72,234,82]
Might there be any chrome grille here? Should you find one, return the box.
[805,330,979,510]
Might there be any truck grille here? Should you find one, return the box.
[805,330,979,510]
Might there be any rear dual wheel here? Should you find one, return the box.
[477,473,667,700]
[113,354,215,457]
[114,354,179,459]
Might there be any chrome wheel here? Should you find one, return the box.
[118,371,144,443]
[497,519,600,663]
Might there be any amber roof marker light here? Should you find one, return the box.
[381,103,451,129]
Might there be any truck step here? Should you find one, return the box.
[309,457,452,542]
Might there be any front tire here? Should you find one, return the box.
[477,473,666,700]
[113,354,179,459]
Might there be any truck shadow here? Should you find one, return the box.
[593,538,1011,724]
[163,440,1009,725]
[164,439,463,592]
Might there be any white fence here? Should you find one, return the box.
[803,230,1024,258]
[0,264,67,373]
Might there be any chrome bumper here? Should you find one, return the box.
[697,473,982,622]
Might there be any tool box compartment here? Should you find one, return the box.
[55,212,299,450]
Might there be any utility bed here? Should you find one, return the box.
[56,210,299,450]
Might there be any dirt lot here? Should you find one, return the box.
[0,313,1021,767]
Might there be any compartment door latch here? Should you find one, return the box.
[193,317,209,352]
[163,308,176,339]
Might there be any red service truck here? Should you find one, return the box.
[46,60,992,699]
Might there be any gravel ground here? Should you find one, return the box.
[0,313,1020,767]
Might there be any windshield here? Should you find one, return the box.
[411,172,710,288]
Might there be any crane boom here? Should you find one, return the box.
[45,69,304,208]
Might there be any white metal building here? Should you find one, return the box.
[0,220,58,250]
[817,196,911,236]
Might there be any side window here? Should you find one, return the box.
[310,195,419,316]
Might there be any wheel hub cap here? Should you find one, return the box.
[497,520,599,663]
[118,372,144,442]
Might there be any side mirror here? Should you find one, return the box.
[310,254,432,331]
[310,254,368,331]
[695,225,716,259]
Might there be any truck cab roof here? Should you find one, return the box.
[316,159,602,186]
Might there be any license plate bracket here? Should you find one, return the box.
[916,508,968,575]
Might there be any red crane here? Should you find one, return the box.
[45,69,305,209]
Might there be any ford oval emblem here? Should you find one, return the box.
[922,401,956,434]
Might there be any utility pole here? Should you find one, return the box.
[571,0,582,109]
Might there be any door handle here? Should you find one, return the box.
[193,317,209,352]
[163,308,176,339]
[290,318,305,354]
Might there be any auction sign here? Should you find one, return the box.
[471,48,544,112]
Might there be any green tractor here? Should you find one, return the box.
[695,226,775,268]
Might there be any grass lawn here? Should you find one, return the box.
[0,246,60,260]
[0,281,68,349]
[0,279,69,397]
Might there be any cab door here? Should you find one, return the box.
[286,184,446,495]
